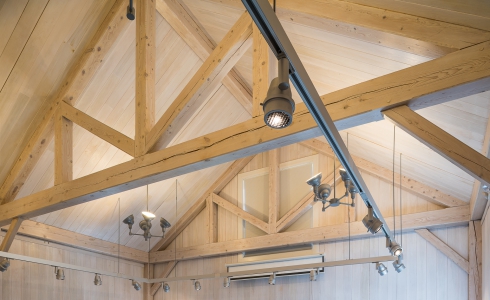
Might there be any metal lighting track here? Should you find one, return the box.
[0,251,395,284]
[241,0,393,240]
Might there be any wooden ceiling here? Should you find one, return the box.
[0,0,488,251]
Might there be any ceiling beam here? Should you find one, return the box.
[301,139,467,208]
[156,0,253,114]
[208,0,490,50]
[276,166,340,233]
[150,205,470,263]
[0,217,23,252]
[470,115,490,220]
[145,11,253,152]
[61,101,135,157]
[0,40,488,227]
[150,156,255,252]
[2,220,148,263]
[415,228,469,273]
[0,0,130,204]
[135,0,157,157]
[384,105,490,186]
[212,193,269,233]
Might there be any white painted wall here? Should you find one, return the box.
[483,217,490,300]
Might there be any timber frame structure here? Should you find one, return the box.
[0,0,488,299]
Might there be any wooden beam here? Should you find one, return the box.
[209,0,490,50]
[212,193,269,233]
[145,12,253,152]
[61,102,135,156]
[150,261,177,296]
[4,220,148,263]
[1,41,489,227]
[470,116,490,220]
[135,0,156,157]
[156,0,253,114]
[143,263,154,300]
[301,139,467,207]
[268,149,280,233]
[252,24,272,117]
[343,0,490,32]
[276,166,340,232]
[54,110,73,185]
[150,156,255,252]
[207,195,218,243]
[150,206,470,263]
[0,217,23,252]
[0,0,130,204]
[469,221,483,300]
[384,105,490,186]
[275,8,452,59]
[415,228,469,273]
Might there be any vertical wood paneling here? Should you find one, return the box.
[482,218,489,300]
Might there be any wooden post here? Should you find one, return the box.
[0,217,23,252]
[135,0,156,157]
[268,149,280,233]
[54,110,73,185]
[143,263,154,300]
[469,221,483,300]
[207,195,218,243]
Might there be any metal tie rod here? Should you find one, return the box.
[240,0,393,240]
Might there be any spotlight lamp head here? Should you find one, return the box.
[376,262,388,276]
[362,206,383,234]
[309,269,318,281]
[194,280,201,291]
[160,217,171,237]
[163,282,170,293]
[339,168,350,182]
[94,274,102,286]
[123,214,135,230]
[393,255,406,273]
[223,277,231,288]
[269,272,276,285]
[306,173,322,188]
[0,257,10,272]
[55,267,65,280]
[126,1,135,20]
[142,211,156,222]
[132,280,142,291]
[387,239,403,257]
[262,57,295,129]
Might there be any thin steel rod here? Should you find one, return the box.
[241,0,394,240]
[0,251,395,284]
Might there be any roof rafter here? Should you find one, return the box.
[156,0,253,114]
[0,0,131,204]
[145,11,253,152]
[0,40,488,227]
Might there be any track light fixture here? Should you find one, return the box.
[387,239,403,257]
[94,274,102,286]
[163,282,170,293]
[132,280,141,291]
[306,168,357,211]
[223,277,231,288]
[376,262,388,276]
[126,0,135,20]
[55,267,65,280]
[194,280,201,291]
[269,272,276,285]
[392,254,406,273]
[362,206,384,234]
[309,269,318,281]
[262,56,295,129]
[0,258,10,272]
[123,213,171,241]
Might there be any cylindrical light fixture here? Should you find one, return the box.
[0,258,10,272]
[362,206,383,234]
[132,280,141,291]
[55,267,65,280]
[388,240,403,257]
[194,280,201,291]
[376,262,388,276]
[392,255,406,273]
[223,277,231,288]
[94,274,102,286]
[268,272,276,285]
[163,282,170,293]
[262,57,295,129]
